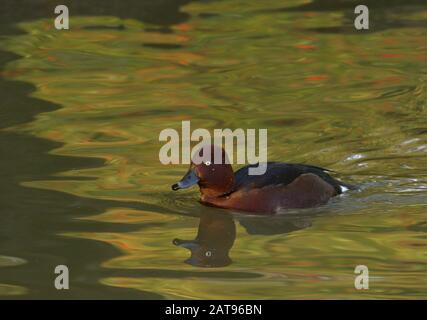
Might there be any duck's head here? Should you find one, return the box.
[171,144,235,197]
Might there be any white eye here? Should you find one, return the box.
[204,161,211,166]
[205,251,212,257]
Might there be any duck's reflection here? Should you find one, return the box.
[174,212,236,267]
[174,212,313,268]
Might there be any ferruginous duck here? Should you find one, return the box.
[171,145,352,214]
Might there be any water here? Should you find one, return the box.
[0,0,427,299]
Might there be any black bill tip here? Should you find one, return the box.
[171,183,180,191]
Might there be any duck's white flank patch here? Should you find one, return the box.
[340,185,349,193]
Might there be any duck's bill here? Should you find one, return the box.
[171,168,200,191]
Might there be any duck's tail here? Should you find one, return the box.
[335,179,358,194]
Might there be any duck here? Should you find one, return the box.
[171,145,353,214]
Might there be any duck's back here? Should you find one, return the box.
[233,162,347,194]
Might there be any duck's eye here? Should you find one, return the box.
[205,250,212,257]
[204,161,211,166]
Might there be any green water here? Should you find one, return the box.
[1,0,427,299]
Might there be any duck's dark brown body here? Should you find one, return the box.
[200,162,346,213]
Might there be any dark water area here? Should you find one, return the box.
[0,47,161,299]
[275,0,427,32]
[0,0,194,299]
[0,0,427,299]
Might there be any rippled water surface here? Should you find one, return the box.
[1,0,427,299]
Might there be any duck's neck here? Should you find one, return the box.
[200,184,234,199]
[199,171,235,199]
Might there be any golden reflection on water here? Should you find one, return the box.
[1,0,427,298]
